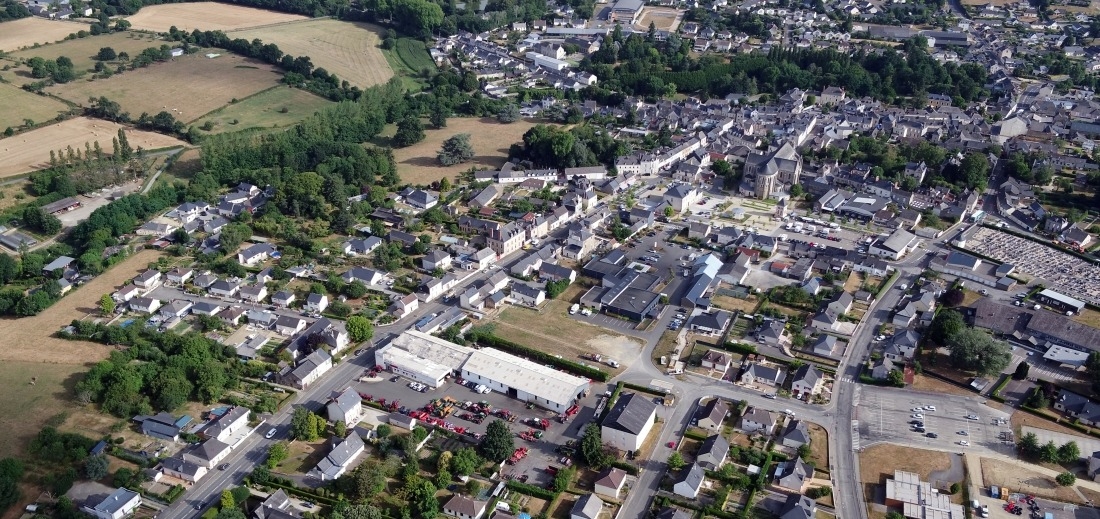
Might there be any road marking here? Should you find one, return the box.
[852,420,861,451]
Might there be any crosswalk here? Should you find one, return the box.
[851,420,861,451]
[839,376,856,384]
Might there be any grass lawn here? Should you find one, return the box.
[0,361,88,460]
[843,272,863,294]
[278,440,327,474]
[807,422,830,474]
[711,293,759,313]
[1072,307,1100,328]
[191,86,333,135]
[653,330,680,365]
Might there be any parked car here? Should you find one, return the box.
[265,428,277,439]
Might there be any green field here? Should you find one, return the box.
[190,86,334,135]
[0,83,70,132]
[395,38,434,73]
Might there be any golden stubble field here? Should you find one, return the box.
[0,18,90,52]
[0,83,70,132]
[123,2,308,32]
[229,19,394,88]
[391,117,544,185]
[0,249,164,462]
[0,117,186,178]
[47,53,284,123]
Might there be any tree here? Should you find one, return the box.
[886,512,906,519]
[83,455,108,480]
[216,509,247,519]
[580,424,612,469]
[946,328,1011,376]
[497,103,520,123]
[1058,441,1080,463]
[393,116,426,147]
[928,309,964,345]
[96,47,117,61]
[1056,472,1076,486]
[887,369,905,387]
[408,480,439,519]
[667,451,685,471]
[664,206,674,218]
[346,316,374,343]
[434,468,451,488]
[1013,362,1030,380]
[220,489,235,510]
[479,419,514,462]
[266,442,289,468]
[551,465,575,492]
[941,289,964,307]
[430,106,447,128]
[291,407,318,441]
[98,294,115,316]
[1025,387,1049,409]
[438,133,475,166]
[450,447,481,476]
[376,424,392,439]
[1040,441,1060,463]
[335,420,347,439]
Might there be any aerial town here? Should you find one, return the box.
[1,0,1100,517]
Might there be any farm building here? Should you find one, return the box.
[0,232,37,251]
[41,196,82,215]
[1034,289,1086,314]
[608,0,643,23]
[374,330,471,388]
[601,392,657,452]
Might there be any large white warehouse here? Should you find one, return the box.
[376,331,591,412]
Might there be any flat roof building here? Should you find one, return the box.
[461,348,591,413]
[374,330,473,387]
[1035,289,1086,314]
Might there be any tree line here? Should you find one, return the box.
[83,0,348,18]
[0,0,30,21]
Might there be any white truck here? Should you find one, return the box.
[804,224,817,233]
[569,304,580,315]
[605,359,620,368]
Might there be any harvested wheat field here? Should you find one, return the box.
[0,248,164,364]
[124,2,308,32]
[229,19,393,87]
[391,117,544,185]
[0,117,185,177]
[7,31,169,86]
[48,53,283,123]
[0,18,90,52]
[0,83,70,132]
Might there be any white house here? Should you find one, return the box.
[601,393,657,452]
[311,432,365,481]
[237,243,277,266]
[82,488,141,519]
[327,388,364,427]
[422,249,452,271]
[283,349,333,389]
[274,315,307,336]
[305,293,329,313]
[442,494,488,519]
[129,297,161,314]
[239,284,268,303]
[570,494,604,519]
[208,280,240,298]
[672,463,705,499]
[166,267,193,284]
[272,290,295,308]
[202,406,249,443]
[593,467,627,499]
[511,283,546,307]
[112,284,143,303]
[133,269,162,289]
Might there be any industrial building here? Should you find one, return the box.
[375,331,591,412]
[1034,289,1086,314]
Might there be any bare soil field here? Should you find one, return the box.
[0,18,90,52]
[123,2,308,32]
[6,31,169,86]
[191,85,333,134]
[0,249,162,462]
[636,6,683,32]
[908,374,978,397]
[229,19,393,88]
[0,117,186,178]
[980,458,1083,503]
[390,117,544,185]
[48,53,282,123]
[860,444,952,506]
[0,83,70,132]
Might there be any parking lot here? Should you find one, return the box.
[857,386,1013,454]
[353,371,614,486]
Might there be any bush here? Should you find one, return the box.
[1056,472,1076,486]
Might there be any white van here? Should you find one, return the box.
[569,304,580,315]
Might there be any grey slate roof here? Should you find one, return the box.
[602,392,657,435]
[571,493,604,519]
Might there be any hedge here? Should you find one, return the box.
[470,333,610,382]
[610,461,639,476]
[505,480,558,500]
[622,382,667,397]
[606,382,624,411]
[877,270,901,298]
[990,375,1010,402]
[723,342,759,355]
[683,429,708,441]
[163,484,185,503]
[264,481,342,507]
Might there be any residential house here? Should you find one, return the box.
[810,335,837,357]
[238,243,277,266]
[780,419,811,449]
[160,300,193,319]
[82,487,142,519]
[274,315,307,336]
[778,494,817,519]
[202,406,249,443]
[664,185,700,214]
[405,189,438,210]
[327,388,364,427]
[282,349,334,389]
[1088,451,1100,481]
[696,398,729,431]
[601,392,658,452]
[311,432,366,481]
[570,494,604,519]
[593,467,627,499]
[342,267,385,286]
[209,279,240,298]
[740,407,776,433]
[511,283,546,307]
[390,293,420,318]
[166,267,193,284]
[701,351,732,374]
[159,456,207,484]
[757,320,787,346]
[741,362,786,387]
[422,250,453,271]
[181,439,231,469]
[306,293,329,313]
[191,302,223,316]
[883,330,920,361]
[656,507,694,519]
[193,273,218,289]
[697,434,730,469]
[790,365,824,396]
[810,309,841,332]
[690,310,732,335]
[870,357,896,380]
[129,297,161,314]
[254,489,300,519]
[240,284,268,303]
[137,412,183,441]
[1054,390,1100,426]
[133,269,162,289]
[442,495,488,519]
[773,456,815,492]
[272,291,296,308]
[672,463,705,499]
[343,236,383,256]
